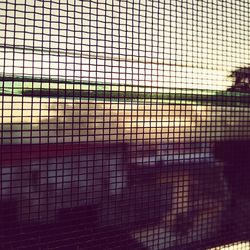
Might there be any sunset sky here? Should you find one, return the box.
[0,0,250,91]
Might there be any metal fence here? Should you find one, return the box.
[1,0,250,249]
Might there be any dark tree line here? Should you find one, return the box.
[228,67,250,93]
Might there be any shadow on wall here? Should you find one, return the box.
[0,140,232,250]
[1,97,250,248]
[214,140,250,241]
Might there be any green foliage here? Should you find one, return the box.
[21,88,250,107]
[1,75,250,107]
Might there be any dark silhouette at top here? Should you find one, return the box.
[228,67,250,93]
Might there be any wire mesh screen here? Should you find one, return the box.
[1,0,250,249]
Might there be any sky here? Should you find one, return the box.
[0,0,250,91]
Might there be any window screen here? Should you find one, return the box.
[1,0,250,249]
